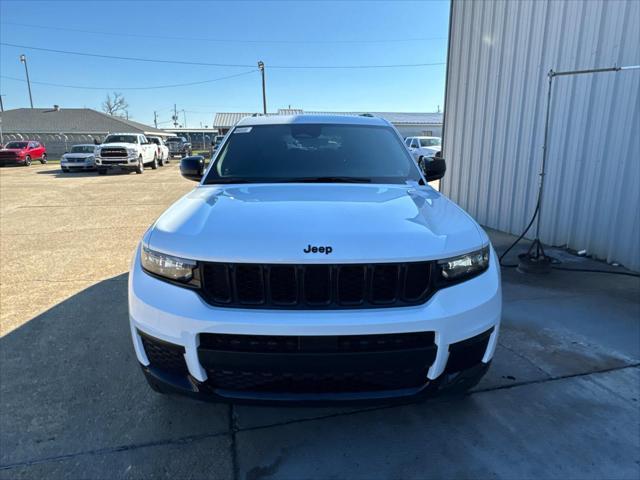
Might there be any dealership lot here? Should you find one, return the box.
[1,164,639,479]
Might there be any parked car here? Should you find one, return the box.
[147,136,170,166]
[209,134,225,159]
[129,115,501,403]
[61,144,97,172]
[95,133,158,175]
[0,140,47,166]
[165,136,192,158]
[405,136,441,161]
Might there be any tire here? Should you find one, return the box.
[98,168,107,175]
[135,156,144,174]
[159,154,165,167]
[24,155,32,167]
[61,167,69,173]
[40,153,48,164]
[151,154,158,170]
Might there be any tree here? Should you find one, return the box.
[102,92,129,116]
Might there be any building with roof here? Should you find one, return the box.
[213,109,443,138]
[0,107,169,157]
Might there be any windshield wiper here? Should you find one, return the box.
[205,176,372,185]
[282,176,372,183]
[205,178,257,184]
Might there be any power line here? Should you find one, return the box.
[0,42,446,69]
[0,70,258,91]
[0,42,255,67]
[1,22,447,45]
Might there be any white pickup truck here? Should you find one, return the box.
[95,133,158,175]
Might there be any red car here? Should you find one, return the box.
[0,140,48,166]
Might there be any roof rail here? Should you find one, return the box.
[359,113,375,118]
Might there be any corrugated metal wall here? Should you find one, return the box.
[443,0,640,270]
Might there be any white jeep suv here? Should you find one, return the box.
[128,115,501,403]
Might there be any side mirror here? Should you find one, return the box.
[180,155,205,182]
[419,155,446,182]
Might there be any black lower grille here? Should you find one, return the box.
[207,368,429,393]
[200,262,434,309]
[199,332,435,353]
[198,332,437,394]
[139,332,189,375]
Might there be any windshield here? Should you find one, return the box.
[166,137,182,142]
[148,137,160,144]
[419,138,440,147]
[203,123,422,184]
[5,142,28,149]
[104,135,137,144]
[71,145,95,153]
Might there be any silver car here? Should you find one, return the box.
[61,144,97,172]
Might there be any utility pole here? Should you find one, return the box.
[258,61,267,114]
[0,94,4,112]
[153,111,158,128]
[172,104,178,127]
[182,110,187,128]
[19,54,34,109]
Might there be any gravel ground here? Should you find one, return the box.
[0,162,193,335]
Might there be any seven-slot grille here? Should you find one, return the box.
[199,262,434,309]
[100,147,127,157]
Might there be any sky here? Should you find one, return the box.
[0,0,450,128]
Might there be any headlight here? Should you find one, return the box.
[437,246,489,283]
[141,246,199,285]
[127,148,137,156]
[86,155,95,162]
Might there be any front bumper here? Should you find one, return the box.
[129,246,502,403]
[96,155,138,169]
[62,161,95,170]
[0,157,26,166]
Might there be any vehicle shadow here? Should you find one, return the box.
[35,169,136,178]
[0,273,230,470]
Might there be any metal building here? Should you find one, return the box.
[442,0,640,270]
[213,110,443,137]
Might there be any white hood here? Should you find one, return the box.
[148,184,487,263]
[64,153,95,159]
[99,143,134,149]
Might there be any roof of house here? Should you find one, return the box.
[214,110,443,128]
[0,108,169,136]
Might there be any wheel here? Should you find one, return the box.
[98,168,107,175]
[159,155,165,167]
[135,156,144,174]
[61,167,69,173]
[24,155,32,167]
[40,153,47,164]
[151,154,158,170]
